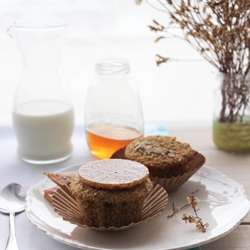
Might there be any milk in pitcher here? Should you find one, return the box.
[12,100,74,164]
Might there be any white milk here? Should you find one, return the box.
[12,100,75,164]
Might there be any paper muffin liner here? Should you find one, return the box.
[52,183,168,231]
[111,148,205,193]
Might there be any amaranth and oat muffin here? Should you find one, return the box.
[124,135,196,178]
[69,159,153,228]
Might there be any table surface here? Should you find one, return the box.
[0,123,249,250]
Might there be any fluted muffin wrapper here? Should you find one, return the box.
[150,152,205,192]
[111,148,205,193]
[52,183,168,231]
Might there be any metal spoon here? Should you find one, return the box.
[0,183,26,250]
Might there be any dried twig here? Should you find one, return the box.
[167,190,209,233]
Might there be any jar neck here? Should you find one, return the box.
[95,59,130,76]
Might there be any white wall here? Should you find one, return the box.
[0,0,214,126]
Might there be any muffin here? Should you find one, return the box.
[125,135,196,178]
[120,135,206,192]
[69,159,153,228]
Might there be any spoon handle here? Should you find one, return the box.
[6,212,19,250]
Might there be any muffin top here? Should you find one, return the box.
[78,159,149,189]
[124,135,195,169]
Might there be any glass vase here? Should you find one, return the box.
[213,72,250,153]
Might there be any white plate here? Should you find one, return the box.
[25,165,250,250]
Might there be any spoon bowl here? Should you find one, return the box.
[0,183,26,250]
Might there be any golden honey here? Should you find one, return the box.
[85,123,143,159]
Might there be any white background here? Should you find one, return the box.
[0,0,215,126]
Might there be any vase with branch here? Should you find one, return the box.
[136,0,250,152]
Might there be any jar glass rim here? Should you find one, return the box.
[95,58,130,75]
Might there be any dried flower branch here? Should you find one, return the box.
[136,0,250,123]
[136,0,250,75]
[182,213,209,233]
[167,190,209,232]
[166,201,181,219]
[156,54,170,66]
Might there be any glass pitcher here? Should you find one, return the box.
[8,19,75,164]
[85,58,144,159]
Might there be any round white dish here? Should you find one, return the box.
[25,165,250,250]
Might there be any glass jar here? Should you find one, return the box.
[85,58,144,159]
[213,72,250,153]
[8,19,75,164]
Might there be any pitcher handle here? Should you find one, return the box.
[7,22,17,41]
